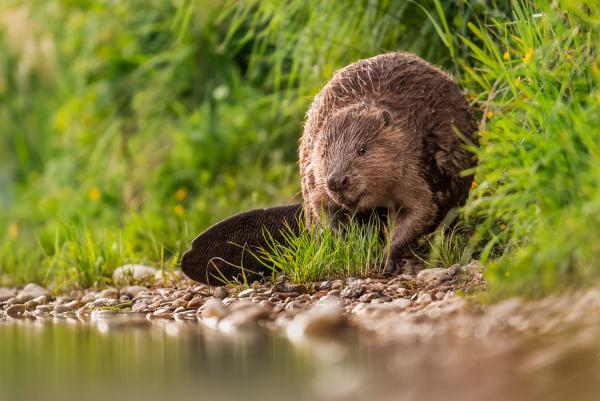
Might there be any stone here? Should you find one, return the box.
[6,304,26,319]
[416,292,433,304]
[81,293,97,303]
[32,295,47,305]
[341,281,364,299]
[132,302,150,313]
[284,284,307,294]
[35,304,54,313]
[327,290,341,297]
[53,305,73,313]
[213,286,229,300]
[320,281,332,290]
[416,268,448,283]
[171,297,189,308]
[358,292,380,303]
[218,303,270,333]
[238,288,255,298]
[0,288,15,302]
[112,264,158,286]
[100,288,119,300]
[285,300,306,311]
[286,303,348,341]
[187,296,204,309]
[258,300,273,309]
[17,283,47,302]
[200,299,229,319]
[123,286,148,298]
[24,300,40,311]
[331,281,344,291]
[152,308,174,319]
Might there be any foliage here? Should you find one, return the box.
[461,0,600,297]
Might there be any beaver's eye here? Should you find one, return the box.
[357,145,366,156]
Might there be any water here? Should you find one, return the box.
[1,316,600,401]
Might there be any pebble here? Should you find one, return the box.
[171,297,189,308]
[358,292,380,303]
[238,288,255,298]
[200,300,229,319]
[417,292,433,304]
[213,287,229,300]
[100,288,119,300]
[132,302,151,313]
[286,303,348,341]
[17,283,47,302]
[218,303,270,333]
[416,267,453,283]
[25,300,40,311]
[53,305,73,314]
[6,304,26,319]
[187,296,204,309]
[123,286,147,298]
[35,304,54,313]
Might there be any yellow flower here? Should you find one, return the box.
[486,111,494,119]
[499,223,507,231]
[522,48,533,64]
[470,181,478,190]
[503,51,510,61]
[174,205,185,216]
[175,187,188,201]
[8,224,19,239]
[89,187,101,202]
[514,77,521,87]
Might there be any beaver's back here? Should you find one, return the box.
[300,52,477,223]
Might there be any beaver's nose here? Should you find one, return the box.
[327,174,348,192]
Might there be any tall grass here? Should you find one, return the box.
[255,217,386,284]
[461,0,600,297]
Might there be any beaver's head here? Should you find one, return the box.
[312,103,406,211]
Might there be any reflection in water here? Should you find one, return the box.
[1,317,600,401]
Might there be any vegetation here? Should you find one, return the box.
[1,0,599,298]
[254,216,386,284]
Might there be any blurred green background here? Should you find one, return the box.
[0,0,488,287]
[1,0,599,298]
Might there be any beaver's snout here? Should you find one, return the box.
[327,172,349,192]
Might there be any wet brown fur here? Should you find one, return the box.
[299,52,478,270]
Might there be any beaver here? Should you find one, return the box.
[180,204,303,285]
[299,52,478,272]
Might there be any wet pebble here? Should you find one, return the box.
[200,300,229,319]
[53,305,73,314]
[6,304,26,319]
[286,303,348,341]
[17,283,47,302]
[238,288,255,298]
[100,288,119,300]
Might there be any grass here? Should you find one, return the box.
[254,216,387,284]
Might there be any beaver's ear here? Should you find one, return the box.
[380,110,393,127]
